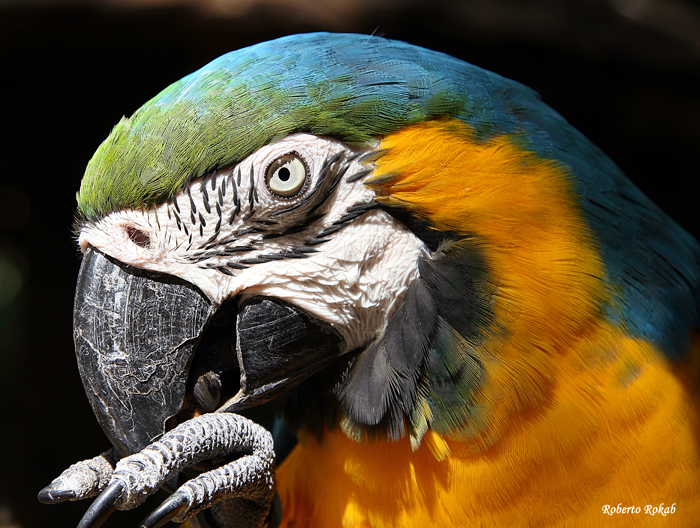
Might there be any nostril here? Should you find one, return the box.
[126,227,151,249]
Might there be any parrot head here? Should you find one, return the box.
[72,32,699,459]
[73,128,417,455]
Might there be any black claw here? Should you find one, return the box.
[140,494,189,528]
[37,487,76,504]
[77,480,125,528]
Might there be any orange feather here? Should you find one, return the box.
[277,119,700,526]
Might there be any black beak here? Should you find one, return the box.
[73,247,344,456]
[73,247,214,456]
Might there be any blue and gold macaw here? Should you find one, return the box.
[39,33,700,527]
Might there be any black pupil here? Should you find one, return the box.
[278,167,291,181]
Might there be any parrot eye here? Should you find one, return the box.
[266,153,308,197]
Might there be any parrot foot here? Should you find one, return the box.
[38,449,118,504]
[41,413,275,528]
[140,454,276,528]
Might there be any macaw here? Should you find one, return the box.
[39,33,700,528]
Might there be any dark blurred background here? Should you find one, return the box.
[1,0,699,526]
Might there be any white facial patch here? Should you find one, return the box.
[78,134,426,351]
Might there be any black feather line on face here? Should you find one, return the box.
[89,148,376,281]
[201,177,211,214]
[248,165,256,210]
[264,214,325,240]
[202,232,218,247]
[172,149,376,274]
[187,185,197,218]
[307,158,351,216]
[228,203,241,225]
[230,170,238,204]
[379,203,460,252]
[173,210,183,231]
[345,168,372,184]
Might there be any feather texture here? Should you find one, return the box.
[75,33,700,526]
[78,33,699,358]
[278,332,700,526]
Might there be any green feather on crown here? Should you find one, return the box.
[76,33,469,220]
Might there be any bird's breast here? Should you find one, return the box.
[276,328,700,527]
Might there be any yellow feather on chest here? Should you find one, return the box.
[276,121,700,526]
[277,330,700,527]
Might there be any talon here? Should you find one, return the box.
[77,480,125,528]
[38,451,116,506]
[37,487,76,504]
[140,494,189,528]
